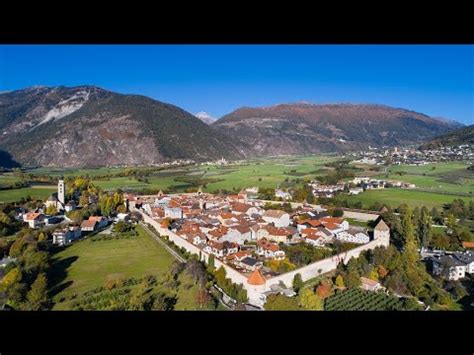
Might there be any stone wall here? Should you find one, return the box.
[135,207,389,307]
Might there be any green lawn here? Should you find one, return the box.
[0,186,56,203]
[50,224,175,309]
[338,188,472,210]
[376,162,474,196]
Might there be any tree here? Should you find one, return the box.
[214,266,227,285]
[368,268,379,281]
[207,254,215,272]
[292,273,303,294]
[335,275,345,288]
[315,282,331,299]
[0,267,22,292]
[402,207,419,265]
[418,207,432,247]
[344,270,361,289]
[45,205,57,215]
[26,273,49,310]
[264,294,300,310]
[377,265,388,279]
[196,287,211,309]
[298,288,323,310]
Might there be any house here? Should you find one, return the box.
[256,239,286,260]
[360,277,384,292]
[64,200,77,212]
[231,202,259,216]
[462,241,474,250]
[164,207,183,219]
[430,252,474,281]
[116,213,130,222]
[432,255,466,281]
[226,250,252,263]
[89,216,108,229]
[23,212,45,229]
[53,227,82,246]
[80,219,98,232]
[319,217,349,235]
[335,229,370,244]
[301,228,328,247]
[204,241,238,259]
[262,225,296,244]
[348,187,363,195]
[237,257,263,272]
[262,209,290,227]
[275,189,292,200]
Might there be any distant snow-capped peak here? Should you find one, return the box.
[195,111,216,124]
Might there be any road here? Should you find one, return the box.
[140,222,233,310]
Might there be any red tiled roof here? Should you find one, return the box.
[81,220,97,229]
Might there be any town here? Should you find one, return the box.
[346,144,474,166]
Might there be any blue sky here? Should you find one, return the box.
[0,45,472,124]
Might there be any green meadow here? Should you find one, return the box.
[49,225,189,310]
[337,188,471,210]
[0,186,56,203]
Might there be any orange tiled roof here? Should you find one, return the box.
[247,268,266,285]
[25,212,41,220]
[462,241,474,249]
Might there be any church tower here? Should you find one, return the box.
[57,178,65,211]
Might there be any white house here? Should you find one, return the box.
[275,189,292,200]
[432,256,466,281]
[335,230,370,244]
[164,207,183,219]
[348,187,363,195]
[431,251,474,281]
[23,213,45,229]
[256,238,286,260]
[53,227,82,246]
[262,209,290,227]
[360,277,384,292]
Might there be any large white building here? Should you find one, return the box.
[431,251,474,281]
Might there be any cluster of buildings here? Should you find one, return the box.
[348,144,473,166]
[308,176,416,199]
[132,190,376,278]
[14,179,126,246]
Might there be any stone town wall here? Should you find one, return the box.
[262,236,390,291]
[135,208,389,306]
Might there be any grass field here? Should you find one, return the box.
[50,224,176,310]
[0,186,56,203]
[376,162,474,196]
[337,188,472,210]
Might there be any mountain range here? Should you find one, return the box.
[419,124,474,150]
[0,86,465,168]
